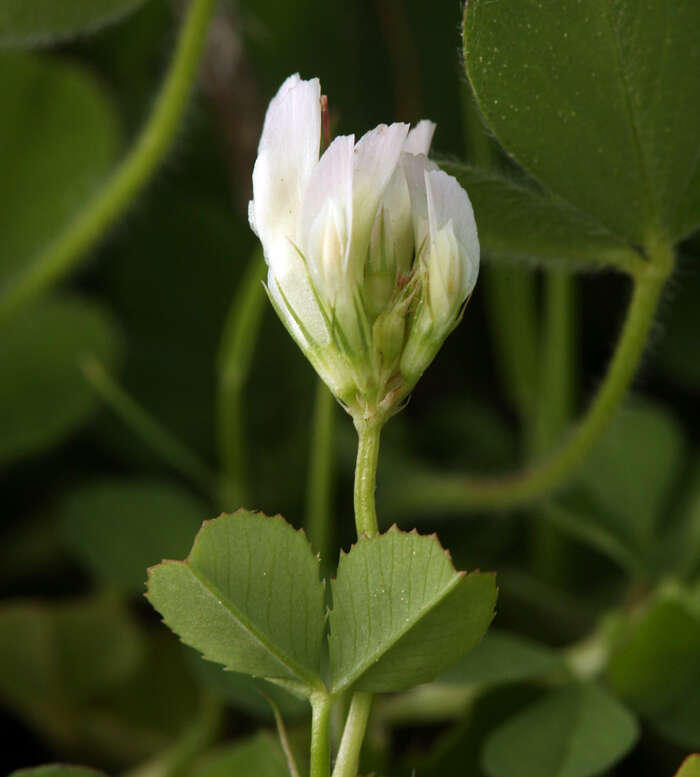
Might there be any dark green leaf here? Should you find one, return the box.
[551,400,684,571]
[191,734,289,777]
[97,632,202,757]
[59,478,207,595]
[0,603,197,762]
[399,685,538,777]
[608,594,700,749]
[482,683,638,777]
[463,0,700,244]
[0,296,122,465]
[0,0,148,47]
[329,527,497,693]
[442,162,632,268]
[0,598,142,716]
[0,52,118,281]
[147,511,325,694]
[437,630,561,687]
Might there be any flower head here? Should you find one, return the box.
[249,74,479,422]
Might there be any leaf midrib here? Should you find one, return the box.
[330,568,463,693]
[185,562,321,689]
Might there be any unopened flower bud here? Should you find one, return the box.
[249,74,478,422]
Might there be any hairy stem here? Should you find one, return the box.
[389,252,672,513]
[353,420,382,537]
[0,0,217,327]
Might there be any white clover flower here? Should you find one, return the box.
[249,74,479,421]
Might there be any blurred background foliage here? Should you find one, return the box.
[0,0,699,776]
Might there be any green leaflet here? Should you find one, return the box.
[147,511,326,695]
[676,756,700,777]
[191,733,289,777]
[0,598,142,717]
[463,0,700,245]
[0,0,149,47]
[437,630,561,688]
[0,52,119,282]
[549,399,685,574]
[0,296,122,466]
[59,478,207,595]
[482,683,639,777]
[608,594,700,749]
[329,527,497,694]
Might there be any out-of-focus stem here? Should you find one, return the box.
[216,250,267,509]
[530,268,576,579]
[82,356,217,497]
[331,692,373,777]
[388,250,672,513]
[532,269,576,456]
[0,0,218,327]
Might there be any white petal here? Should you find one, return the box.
[266,244,329,347]
[252,75,321,255]
[248,199,258,237]
[374,121,435,276]
[347,122,409,282]
[404,120,437,155]
[378,169,413,276]
[400,152,438,249]
[424,168,480,297]
[300,135,355,300]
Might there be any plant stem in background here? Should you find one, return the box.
[483,264,540,441]
[0,0,217,327]
[530,268,576,581]
[216,249,267,509]
[82,356,218,498]
[532,269,576,456]
[331,692,373,777]
[123,695,221,777]
[305,380,337,562]
[388,252,672,512]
